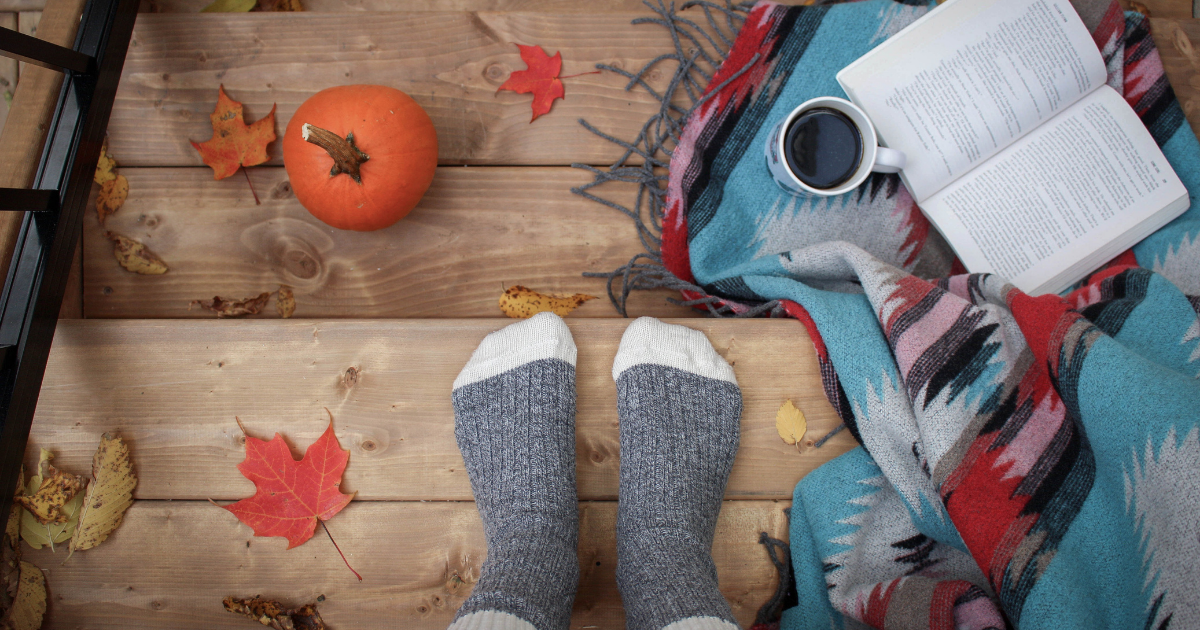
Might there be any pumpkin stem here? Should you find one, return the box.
[302,123,370,184]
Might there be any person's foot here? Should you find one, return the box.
[613,317,743,630]
[449,312,580,630]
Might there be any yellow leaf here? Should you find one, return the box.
[498,285,596,319]
[94,141,117,185]
[201,0,255,11]
[96,174,129,224]
[775,399,807,446]
[69,434,137,557]
[276,285,295,319]
[108,232,169,275]
[4,561,46,630]
[14,449,84,525]
[6,470,23,549]
[19,487,83,551]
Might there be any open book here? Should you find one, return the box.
[837,0,1189,295]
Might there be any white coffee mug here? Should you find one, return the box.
[764,96,905,196]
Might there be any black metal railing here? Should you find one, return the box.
[0,0,138,518]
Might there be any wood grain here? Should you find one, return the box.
[30,319,853,501]
[108,12,710,167]
[0,13,15,131]
[83,167,694,319]
[1153,18,1200,140]
[28,500,789,629]
[16,10,38,75]
[0,0,87,292]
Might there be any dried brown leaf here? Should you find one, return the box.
[276,285,295,319]
[195,292,272,318]
[498,285,596,319]
[775,399,808,447]
[223,596,326,630]
[68,433,137,557]
[96,175,129,224]
[14,449,84,525]
[109,232,169,275]
[257,0,303,11]
[2,561,45,630]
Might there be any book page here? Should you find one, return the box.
[922,86,1188,294]
[837,0,1107,202]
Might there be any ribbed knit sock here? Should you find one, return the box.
[612,317,743,630]
[448,312,580,630]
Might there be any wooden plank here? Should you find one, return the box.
[83,167,696,319]
[58,240,82,318]
[143,0,653,10]
[16,10,38,76]
[1153,18,1200,140]
[107,12,705,167]
[0,0,87,289]
[30,319,853,501]
[0,13,15,131]
[1120,0,1198,18]
[28,500,789,628]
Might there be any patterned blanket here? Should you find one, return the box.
[603,0,1200,627]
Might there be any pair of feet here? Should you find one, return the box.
[449,313,744,630]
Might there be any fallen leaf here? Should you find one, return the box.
[14,449,84,525]
[775,399,807,447]
[1,471,23,613]
[5,470,22,549]
[498,44,565,122]
[201,0,255,10]
[219,417,355,548]
[94,141,117,185]
[68,433,137,557]
[223,596,326,630]
[498,285,596,319]
[108,232,169,275]
[256,0,303,10]
[191,86,277,180]
[276,285,295,319]
[195,292,272,318]
[96,175,129,224]
[19,486,83,551]
[2,561,45,630]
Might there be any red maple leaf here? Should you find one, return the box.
[221,419,354,549]
[498,44,566,122]
[190,85,277,181]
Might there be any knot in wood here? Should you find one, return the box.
[483,63,508,84]
[343,366,360,388]
[270,180,293,200]
[360,439,377,452]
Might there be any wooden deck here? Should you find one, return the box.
[3,0,1199,627]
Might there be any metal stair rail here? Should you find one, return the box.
[0,0,138,518]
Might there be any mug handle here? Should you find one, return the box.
[872,147,906,174]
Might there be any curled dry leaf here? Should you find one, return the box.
[775,399,808,448]
[96,176,129,224]
[108,232,169,275]
[93,140,128,223]
[223,596,326,630]
[201,0,255,10]
[195,292,272,318]
[19,485,82,551]
[499,285,596,319]
[15,449,84,525]
[191,85,277,181]
[276,285,295,319]
[69,433,137,557]
[257,0,303,11]
[1,470,23,613]
[2,561,46,630]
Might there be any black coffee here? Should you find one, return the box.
[784,108,863,190]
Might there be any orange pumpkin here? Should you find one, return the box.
[283,85,438,231]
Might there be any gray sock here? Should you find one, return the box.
[449,312,580,630]
[612,318,743,630]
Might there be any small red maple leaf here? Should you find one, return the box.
[221,418,355,549]
[190,85,277,180]
[498,44,566,122]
